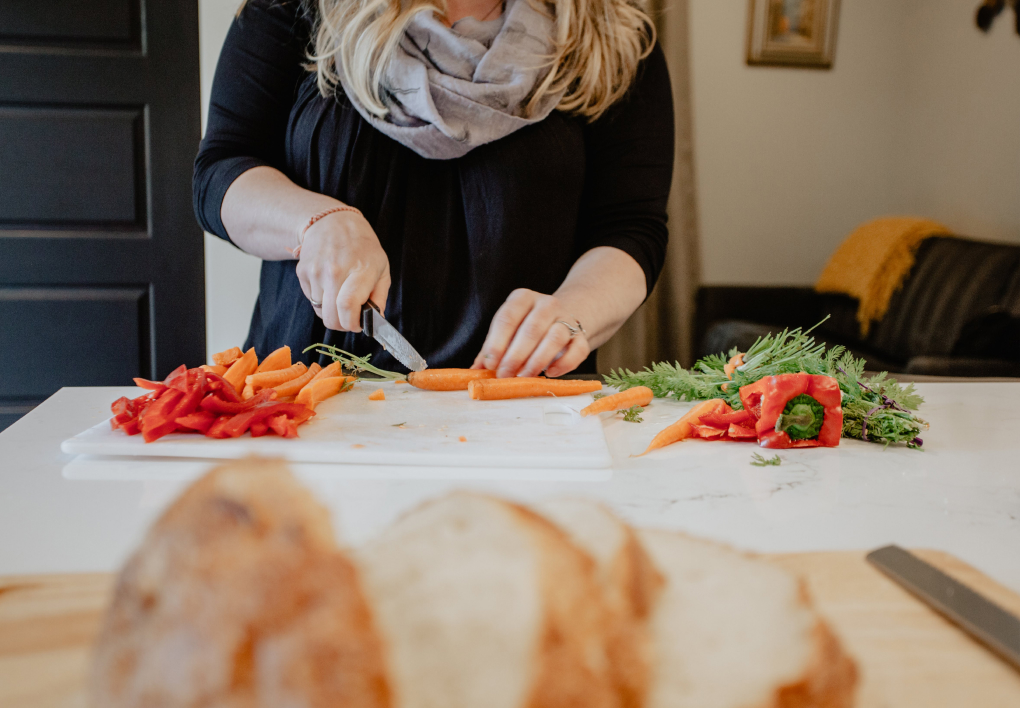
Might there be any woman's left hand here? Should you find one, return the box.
[472,288,591,378]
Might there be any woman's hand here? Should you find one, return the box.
[295,211,391,331]
[472,289,591,379]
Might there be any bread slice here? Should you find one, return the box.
[90,458,390,708]
[537,499,664,708]
[638,529,857,708]
[356,492,617,708]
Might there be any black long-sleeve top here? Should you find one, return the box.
[194,0,674,372]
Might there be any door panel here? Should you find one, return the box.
[0,106,145,227]
[0,0,202,431]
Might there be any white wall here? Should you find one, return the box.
[690,0,1020,286]
[199,0,262,361]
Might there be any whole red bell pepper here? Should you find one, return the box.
[738,373,842,449]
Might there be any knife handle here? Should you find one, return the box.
[361,301,382,337]
[361,303,374,337]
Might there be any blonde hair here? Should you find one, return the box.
[301,0,654,121]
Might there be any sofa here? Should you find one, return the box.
[695,235,1020,377]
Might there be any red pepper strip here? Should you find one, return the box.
[120,418,142,436]
[250,419,271,437]
[204,372,242,402]
[200,388,276,415]
[110,397,136,428]
[141,389,184,442]
[748,374,843,449]
[738,378,769,424]
[692,424,726,439]
[132,378,167,394]
[726,423,758,439]
[220,402,314,438]
[206,415,233,439]
[176,409,217,433]
[699,409,752,428]
[267,413,299,438]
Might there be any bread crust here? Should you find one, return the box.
[90,458,391,708]
[502,502,620,708]
[770,618,858,708]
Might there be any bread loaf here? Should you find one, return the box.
[638,529,857,708]
[90,459,390,708]
[356,492,618,708]
[537,499,664,708]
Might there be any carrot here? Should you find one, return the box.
[468,377,602,401]
[407,368,497,391]
[255,346,292,374]
[200,364,228,376]
[223,347,258,395]
[246,362,307,392]
[212,346,244,367]
[296,376,355,410]
[640,399,729,455]
[368,388,386,401]
[458,436,467,442]
[271,363,321,398]
[242,383,255,400]
[580,386,654,417]
[307,361,343,385]
[721,352,745,392]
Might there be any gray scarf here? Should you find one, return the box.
[338,0,565,160]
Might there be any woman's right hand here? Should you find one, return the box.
[295,210,391,332]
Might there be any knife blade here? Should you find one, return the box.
[866,545,1020,671]
[360,301,427,372]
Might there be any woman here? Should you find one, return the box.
[194,0,674,378]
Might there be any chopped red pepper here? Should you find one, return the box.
[200,388,275,415]
[698,409,752,429]
[739,373,842,449]
[176,409,217,434]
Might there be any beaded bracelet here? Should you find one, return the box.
[288,204,362,258]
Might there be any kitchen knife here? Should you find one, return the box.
[361,301,427,372]
[867,545,1020,671]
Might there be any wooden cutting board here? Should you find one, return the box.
[3,551,1019,708]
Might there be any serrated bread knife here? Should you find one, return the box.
[867,545,1020,671]
[360,301,427,372]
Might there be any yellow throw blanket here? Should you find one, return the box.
[816,217,951,336]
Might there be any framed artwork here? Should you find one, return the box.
[746,0,841,69]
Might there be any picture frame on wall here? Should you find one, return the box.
[746,0,841,69]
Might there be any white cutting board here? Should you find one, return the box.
[61,381,612,470]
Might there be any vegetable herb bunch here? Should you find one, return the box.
[605,320,928,448]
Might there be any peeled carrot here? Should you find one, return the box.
[246,362,307,392]
[242,383,255,400]
[640,399,729,456]
[721,352,745,392]
[468,377,602,401]
[271,362,321,398]
[223,348,258,394]
[368,388,386,401]
[296,376,355,409]
[407,368,497,391]
[212,346,244,367]
[580,386,654,417]
[256,346,292,374]
[200,364,228,376]
[308,361,344,384]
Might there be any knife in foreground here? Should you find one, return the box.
[361,301,427,372]
[867,545,1020,671]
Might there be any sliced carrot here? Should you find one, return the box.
[200,364,228,376]
[368,388,385,401]
[242,383,255,401]
[640,399,729,455]
[407,368,497,391]
[458,436,467,442]
[223,347,258,395]
[308,361,344,384]
[212,346,244,367]
[271,363,321,398]
[295,376,355,410]
[580,386,654,417]
[246,362,307,392]
[255,345,292,374]
[468,377,602,401]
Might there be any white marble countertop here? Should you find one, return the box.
[1,384,1018,594]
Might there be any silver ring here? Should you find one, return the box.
[556,320,586,339]
[309,299,322,308]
